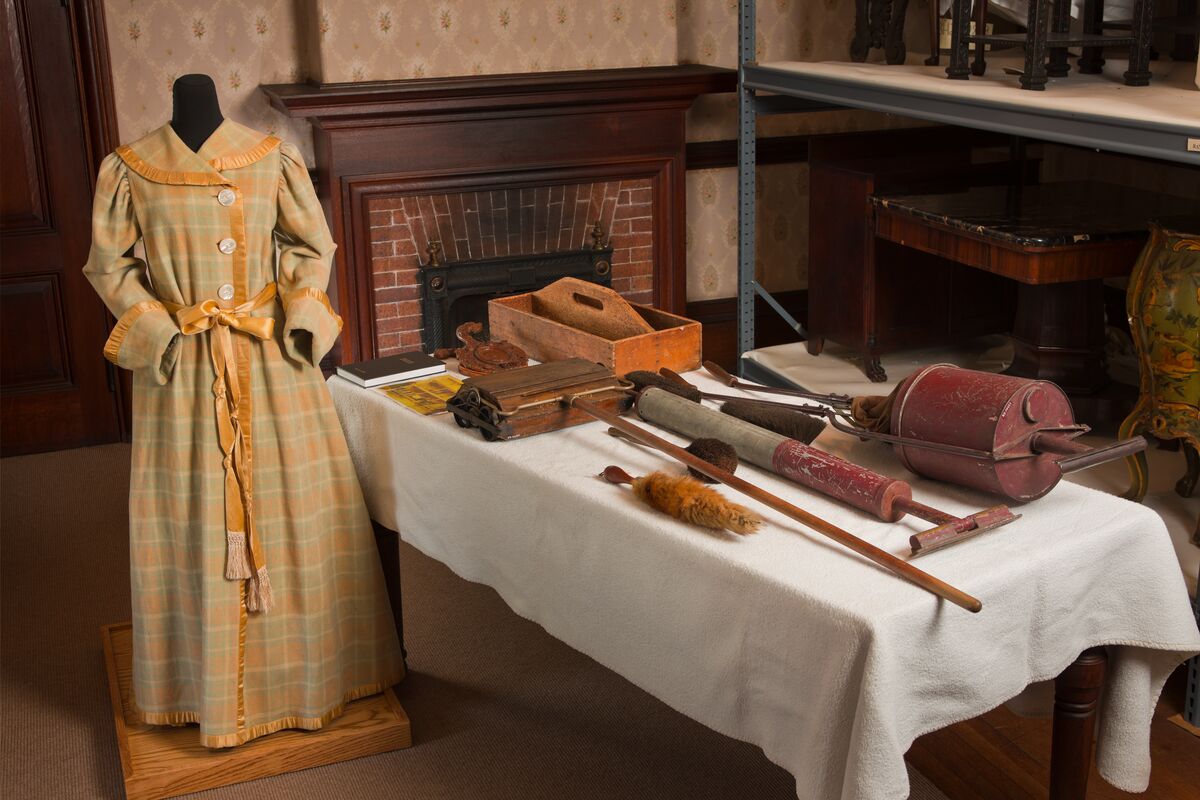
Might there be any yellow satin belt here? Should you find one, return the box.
[163,282,277,612]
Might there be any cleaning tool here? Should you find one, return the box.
[560,390,983,613]
[608,425,740,483]
[600,466,762,534]
[636,387,1018,557]
[701,362,1148,503]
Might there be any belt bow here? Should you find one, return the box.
[165,282,278,612]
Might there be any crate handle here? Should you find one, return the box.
[572,292,605,311]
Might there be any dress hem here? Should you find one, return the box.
[134,674,404,749]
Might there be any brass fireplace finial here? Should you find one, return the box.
[589,221,607,250]
[426,239,443,267]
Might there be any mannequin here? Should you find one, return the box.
[170,74,224,152]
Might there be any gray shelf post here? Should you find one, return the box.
[737,0,757,372]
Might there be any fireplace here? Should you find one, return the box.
[263,65,735,363]
[417,233,614,352]
[370,179,650,356]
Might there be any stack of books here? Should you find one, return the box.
[335,352,446,388]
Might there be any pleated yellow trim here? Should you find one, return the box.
[116,135,281,186]
[103,300,166,365]
[283,287,345,332]
[132,678,401,749]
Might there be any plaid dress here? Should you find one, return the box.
[84,120,404,748]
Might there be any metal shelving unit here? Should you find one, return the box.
[735,0,1200,726]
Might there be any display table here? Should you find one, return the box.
[329,370,1199,800]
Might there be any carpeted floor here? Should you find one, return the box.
[1,444,948,800]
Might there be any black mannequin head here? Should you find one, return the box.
[170,74,224,153]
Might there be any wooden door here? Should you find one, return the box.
[1,0,123,455]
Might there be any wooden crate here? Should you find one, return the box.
[102,623,411,800]
[489,292,701,376]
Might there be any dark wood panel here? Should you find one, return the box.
[0,0,48,232]
[0,0,122,455]
[685,135,811,170]
[0,274,69,390]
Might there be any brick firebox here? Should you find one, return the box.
[367,179,655,356]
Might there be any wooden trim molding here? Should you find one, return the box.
[68,0,121,178]
[263,65,734,364]
[686,135,812,171]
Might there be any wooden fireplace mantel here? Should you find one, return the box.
[262,65,735,364]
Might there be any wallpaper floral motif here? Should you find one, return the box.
[309,0,679,83]
[687,163,809,301]
[103,0,315,162]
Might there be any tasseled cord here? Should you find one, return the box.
[226,532,273,613]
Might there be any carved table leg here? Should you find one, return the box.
[947,0,973,79]
[1047,0,1072,77]
[1050,647,1108,800]
[925,0,942,65]
[1124,0,1157,86]
[1021,0,1052,90]
[970,0,989,75]
[886,0,912,64]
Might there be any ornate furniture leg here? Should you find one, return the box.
[947,0,973,78]
[1021,0,1053,89]
[886,0,912,64]
[1124,0,1156,86]
[1047,0,1073,76]
[1050,647,1108,800]
[1118,412,1151,502]
[1078,0,1106,74]
[971,0,989,75]
[926,0,942,65]
[852,0,873,61]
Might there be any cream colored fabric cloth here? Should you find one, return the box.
[331,370,1199,800]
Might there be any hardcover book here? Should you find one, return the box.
[336,352,446,388]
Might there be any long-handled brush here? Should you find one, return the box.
[600,466,763,535]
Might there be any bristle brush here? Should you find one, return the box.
[625,370,701,402]
[608,427,739,483]
[654,367,826,443]
[600,466,762,535]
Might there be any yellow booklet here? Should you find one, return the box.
[378,374,463,415]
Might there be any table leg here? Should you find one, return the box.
[1047,0,1072,77]
[373,522,409,665]
[1021,0,1052,90]
[1008,280,1108,394]
[1123,0,1157,86]
[1078,0,1106,74]
[970,0,989,75]
[1050,647,1108,800]
[947,0,973,79]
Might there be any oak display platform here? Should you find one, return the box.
[102,623,411,800]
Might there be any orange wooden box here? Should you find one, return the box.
[488,292,702,376]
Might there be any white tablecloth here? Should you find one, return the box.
[329,371,1199,800]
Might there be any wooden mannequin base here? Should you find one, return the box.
[102,623,412,800]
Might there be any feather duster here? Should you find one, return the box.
[601,466,762,535]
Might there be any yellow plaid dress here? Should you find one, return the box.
[84,120,404,748]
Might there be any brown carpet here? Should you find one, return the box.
[1,444,948,800]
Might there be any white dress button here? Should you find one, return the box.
[217,284,235,301]
[217,189,236,206]
[218,238,237,254]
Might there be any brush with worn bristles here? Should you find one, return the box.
[601,466,762,535]
[650,367,827,444]
[625,370,702,402]
[608,427,740,483]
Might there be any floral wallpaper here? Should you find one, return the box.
[309,0,679,83]
[102,0,933,303]
[687,162,809,301]
[103,0,315,162]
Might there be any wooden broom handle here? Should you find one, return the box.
[568,395,983,614]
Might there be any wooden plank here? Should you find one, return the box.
[102,623,411,800]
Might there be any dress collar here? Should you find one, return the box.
[116,119,281,186]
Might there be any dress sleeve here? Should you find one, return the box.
[275,141,342,367]
[83,152,179,385]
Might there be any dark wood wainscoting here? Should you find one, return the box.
[264,65,735,366]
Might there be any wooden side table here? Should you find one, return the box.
[872,182,1200,416]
